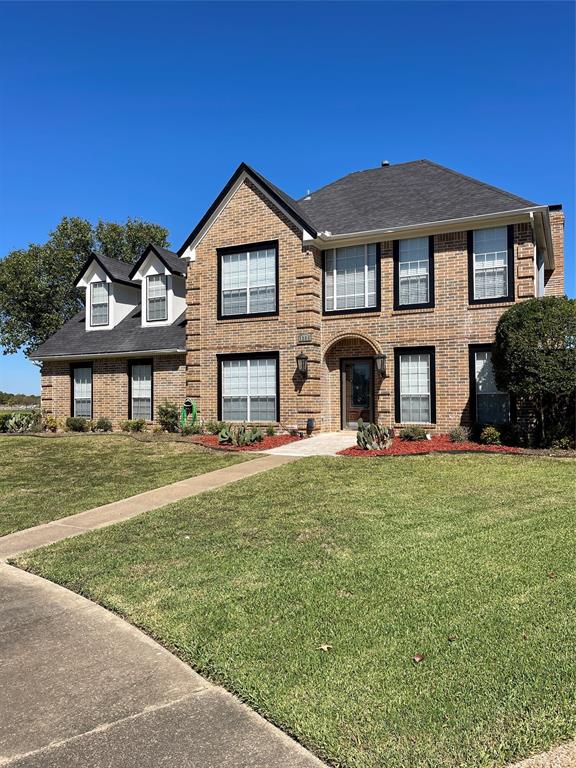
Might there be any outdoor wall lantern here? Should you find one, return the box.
[296,352,309,376]
[374,354,387,377]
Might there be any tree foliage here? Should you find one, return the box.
[0,217,169,356]
[493,296,576,442]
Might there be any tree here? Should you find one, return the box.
[0,217,169,356]
[492,296,576,444]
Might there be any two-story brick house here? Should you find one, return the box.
[33,160,565,433]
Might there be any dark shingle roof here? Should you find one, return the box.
[75,253,137,287]
[30,308,186,360]
[297,160,538,235]
[129,244,187,279]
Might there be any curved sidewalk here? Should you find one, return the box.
[0,563,325,767]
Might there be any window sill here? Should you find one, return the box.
[392,307,434,316]
[217,312,279,322]
[323,307,380,318]
[467,300,514,310]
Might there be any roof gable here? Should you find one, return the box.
[177,163,318,256]
[129,244,187,280]
[75,252,136,288]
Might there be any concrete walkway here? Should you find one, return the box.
[0,563,325,767]
[264,431,356,456]
[0,453,295,559]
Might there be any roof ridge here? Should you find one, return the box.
[298,160,428,202]
[420,160,537,207]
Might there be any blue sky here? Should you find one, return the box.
[0,1,574,394]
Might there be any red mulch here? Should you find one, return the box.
[191,434,302,452]
[339,435,523,457]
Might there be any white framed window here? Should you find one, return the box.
[73,366,92,417]
[472,227,510,301]
[397,237,431,306]
[90,282,109,326]
[130,363,152,420]
[473,349,510,424]
[220,243,277,317]
[398,352,433,424]
[324,244,377,312]
[147,275,168,321]
[221,356,277,422]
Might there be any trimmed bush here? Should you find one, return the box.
[42,415,59,433]
[480,426,501,445]
[120,418,146,433]
[94,417,113,433]
[182,419,203,435]
[157,402,180,433]
[449,426,471,443]
[205,420,226,435]
[266,424,276,437]
[65,416,89,432]
[400,425,428,441]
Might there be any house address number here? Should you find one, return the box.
[298,333,312,344]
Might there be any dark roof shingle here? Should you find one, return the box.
[297,159,538,235]
[30,307,186,359]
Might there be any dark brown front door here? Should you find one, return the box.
[341,358,373,429]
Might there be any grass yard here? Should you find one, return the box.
[16,454,576,768]
[0,434,251,535]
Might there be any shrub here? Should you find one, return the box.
[65,416,88,432]
[182,418,203,435]
[5,412,40,433]
[204,420,226,435]
[157,402,180,433]
[449,426,471,443]
[0,413,11,432]
[356,419,392,450]
[266,424,276,437]
[218,423,263,446]
[94,417,112,433]
[42,415,59,433]
[551,436,574,450]
[400,425,428,441]
[120,418,146,433]
[480,425,501,445]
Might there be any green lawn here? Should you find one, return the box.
[0,434,251,535]
[16,454,576,768]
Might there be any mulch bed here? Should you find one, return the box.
[339,435,524,457]
[190,434,302,452]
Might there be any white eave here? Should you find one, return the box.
[308,205,554,257]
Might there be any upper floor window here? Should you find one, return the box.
[218,241,278,319]
[72,365,92,417]
[469,226,514,304]
[90,282,109,326]
[324,243,378,313]
[394,237,434,309]
[147,275,168,322]
[470,347,510,424]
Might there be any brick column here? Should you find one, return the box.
[185,260,202,407]
[294,245,322,430]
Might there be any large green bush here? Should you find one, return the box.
[157,402,180,433]
[493,296,576,444]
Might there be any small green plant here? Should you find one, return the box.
[356,419,392,450]
[551,436,573,450]
[120,418,146,433]
[0,413,11,432]
[218,423,264,446]
[204,420,226,435]
[41,415,59,433]
[266,424,276,437]
[93,417,113,433]
[449,426,471,443]
[479,425,502,445]
[400,425,428,441]
[182,418,203,435]
[157,402,180,433]
[65,416,89,432]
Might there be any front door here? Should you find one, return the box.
[341,359,373,429]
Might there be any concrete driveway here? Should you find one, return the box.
[0,563,325,768]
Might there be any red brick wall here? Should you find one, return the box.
[41,354,186,428]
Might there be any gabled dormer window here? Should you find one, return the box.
[90,282,109,326]
[146,275,168,322]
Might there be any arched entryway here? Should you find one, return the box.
[323,334,383,431]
